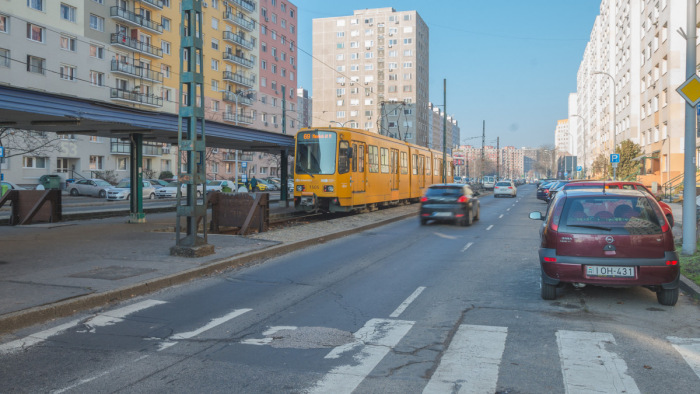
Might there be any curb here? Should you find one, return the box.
[0,211,417,336]
[680,275,700,300]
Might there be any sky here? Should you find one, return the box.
[294,0,602,149]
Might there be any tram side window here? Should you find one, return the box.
[418,155,424,175]
[425,155,430,175]
[338,141,350,174]
[380,148,389,173]
[411,154,418,175]
[400,151,408,174]
[391,149,398,174]
[434,158,440,176]
[359,145,365,172]
[351,143,358,172]
[368,145,379,173]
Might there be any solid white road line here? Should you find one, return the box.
[0,318,83,355]
[486,225,494,231]
[159,308,252,351]
[390,287,426,318]
[423,324,507,394]
[311,318,414,393]
[557,330,641,394]
[461,242,474,253]
[668,336,700,379]
[81,299,167,333]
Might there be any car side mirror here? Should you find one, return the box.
[529,211,543,221]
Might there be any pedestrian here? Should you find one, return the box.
[250,176,258,192]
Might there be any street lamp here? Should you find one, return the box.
[570,114,587,179]
[593,71,617,179]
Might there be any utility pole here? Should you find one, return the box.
[682,0,697,255]
[281,86,289,206]
[442,79,447,183]
[481,120,485,181]
[496,137,500,180]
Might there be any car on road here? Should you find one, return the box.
[147,179,170,189]
[155,182,203,199]
[529,188,679,306]
[205,180,236,193]
[255,179,278,191]
[67,178,113,198]
[545,180,570,203]
[493,180,517,198]
[536,181,556,201]
[420,183,480,226]
[106,179,156,201]
[1,181,27,192]
[482,175,496,190]
[563,180,675,227]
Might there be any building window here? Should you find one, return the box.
[162,40,171,55]
[0,48,9,68]
[90,71,104,86]
[89,155,104,170]
[27,0,44,11]
[59,64,76,80]
[162,17,171,31]
[90,14,104,31]
[212,17,218,30]
[89,44,104,59]
[161,64,170,78]
[211,58,219,70]
[60,3,76,22]
[211,79,219,91]
[60,35,77,51]
[26,55,45,74]
[0,14,7,33]
[27,23,45,42]
[212,100,219,112]
[23,156,47,168]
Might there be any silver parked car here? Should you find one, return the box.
[67,178,112,198]
[106,179,156,201]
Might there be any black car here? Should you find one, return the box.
[545,180,570,203]
[419,184,480,226]
[536,181,556,201]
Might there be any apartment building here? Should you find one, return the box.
[554,119,570,156]
[311,7,430,146]
[574,0,685,186]
[0,0,273,186]
[296,87,312,128]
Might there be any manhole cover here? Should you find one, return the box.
[70,266,157,280]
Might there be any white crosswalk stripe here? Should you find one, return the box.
[423,324,507,394]
[668,336,700,380]
[556,330,640,394]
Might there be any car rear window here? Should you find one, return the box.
[564,184,603,190]
[557,196,663,235]
[426,186,463,197]
[496,182,510,186]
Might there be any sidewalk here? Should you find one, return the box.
[0,202,418,337]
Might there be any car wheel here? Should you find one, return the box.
[98,190,106,198]
[420,218,427,226]
[666,214,674,227]
[656,287,678,306]
[69,188,79,196]
[463,208,473,226]
[149,193,155,200]
[541,279,557,300]
[473,206,480,221]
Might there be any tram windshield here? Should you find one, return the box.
[295,130,337,175]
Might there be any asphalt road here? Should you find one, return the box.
[2,185,700,393]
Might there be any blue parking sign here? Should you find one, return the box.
[0,146,4,158]
[576,166,582,171]
[610,154,620,163]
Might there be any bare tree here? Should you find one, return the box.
[0,128,62,159]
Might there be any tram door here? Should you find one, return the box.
[352,142,366,204]
[391,149,399,191]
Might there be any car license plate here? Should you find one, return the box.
[586,265,635,278]
[433,212,452,217]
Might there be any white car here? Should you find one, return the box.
[155,182,203,199]
[494,180,517,198]
[205,180,234,193]
[106,179,156,201]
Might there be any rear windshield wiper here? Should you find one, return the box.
[566,224,612,231]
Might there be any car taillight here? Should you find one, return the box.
[666,260,678,266]
[544,189,550,194]
[508,187,513,189]
[543,257,557,262]
[420,197,428,202]
[457,196,468,203]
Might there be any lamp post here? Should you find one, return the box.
[593,71,617,179]
[570,114,587,179]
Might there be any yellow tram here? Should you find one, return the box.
[293,127,453,213]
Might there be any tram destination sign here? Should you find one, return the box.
[299,131,335,141]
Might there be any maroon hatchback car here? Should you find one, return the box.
[529,188,679,306]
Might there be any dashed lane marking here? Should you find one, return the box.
[159,308,252,351]
[390,287,426,318]
[486,225,494,231]
[461,242,474,252]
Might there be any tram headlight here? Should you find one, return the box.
[324,185,334,193]
[296,185,305,192]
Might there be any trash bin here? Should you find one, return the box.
[39,174,62,190]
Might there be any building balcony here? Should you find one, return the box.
[222,52,253,68]
[140,0,164,10]
[110,141,163,156]
[111,33,163,58]
[222,91,254,106]
[110,88,163,107]
[223,71,255,88]
[110,7,163,34]
[223,31,255,50]
[223,112,254,125]
[223,11,255,31]
[111,60,163,83]
[229,0,255,13]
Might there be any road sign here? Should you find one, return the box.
[610,154,620,163]
[564,172,568,177]
[0,146,4,157]
[241,174,247,182]
[677,74,700,106]
[576,166,582,171]
[241,162,247,168]
[612,162,618,168]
